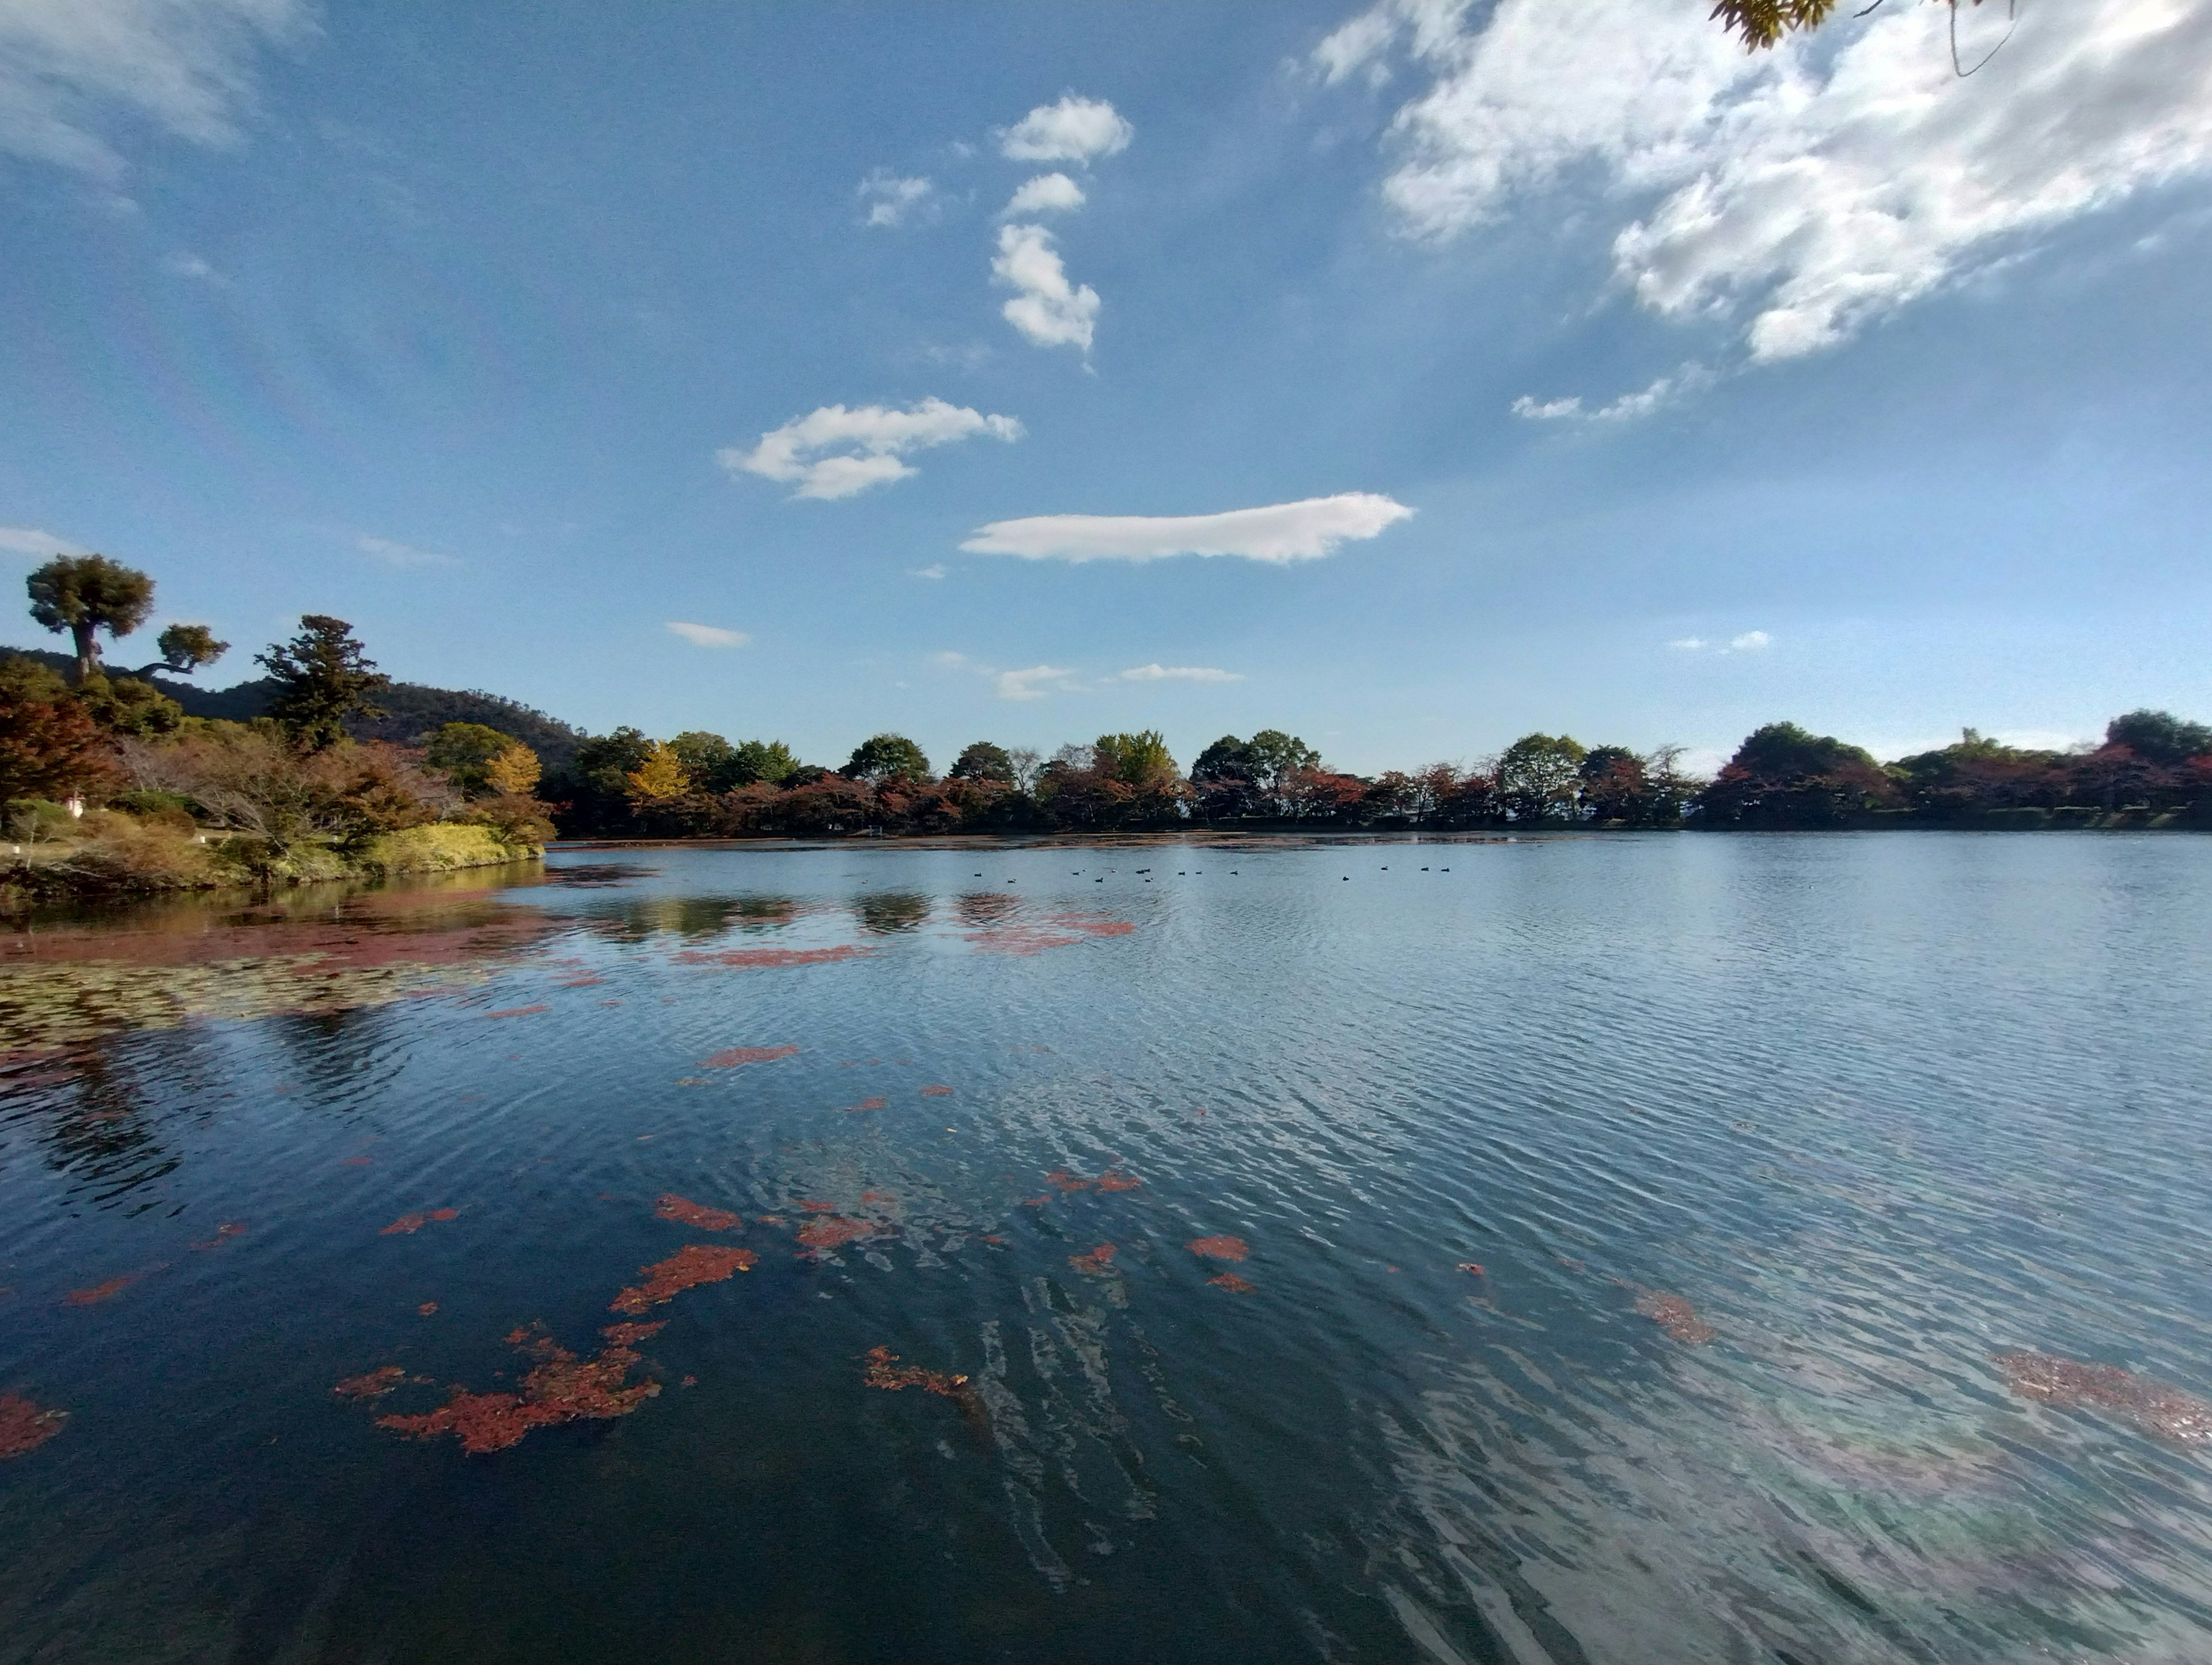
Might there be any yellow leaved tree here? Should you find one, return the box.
[484,741,541,797]
[624,741,690,805]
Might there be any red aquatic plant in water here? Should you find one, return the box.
[962,912,1136,957]
[794,1216,877,1251]
[700,1045,799,1067]
[672,946,870,969]
[377,1334,661,1455]
[609,1244,756,1314]
[1207,1273,1256,1294]
[1634,1291,1716,1345]
[0,1393,69,1458]
[486,1005,549,1018]
[188,1222,245,1250]
[1069,1243,1117,1276]
[600,1321,666,1347]
[379,1208,460,1237]
[921,1085,953,1097]
[654,1194,742,1231]
[861,1345,971,1398]
[796,1199,838,1212]
[1094,1171,1141,1192]
[1996,1352,2212,1442]
[1186,1235,1249,1262]
[418,1301,438,1315]
[333,1365,411,1401]
[1044,1170,1090,1192]
[63,1273,141,1306]
[843,1097,887,1113]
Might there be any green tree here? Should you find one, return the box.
[1094,730,1175,786]
[1244,729,1320,792]
[424,721,519,793]
[256,615,391,751]
[669,730,746,792]
[731,738,801,787]
[26,554,155,685]
[949,741,1015,783]
[1697,722,1894,827]
[1497,733,1588,821]
[2104,710,2212,765]
[76,676,185,738]
[130,623,229,681]
[842,733,930,783]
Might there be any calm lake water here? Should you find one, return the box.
[4,833,2211,1664]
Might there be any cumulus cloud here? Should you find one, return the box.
[1730,629,1771,652]
[997,94,1133,164]
[666,621,750,648]
[720,397,1023,500]
[962,492,1414,564]
[1513,363,1710,422]
[355,534,452,568]
[0,525,85,558]
[1321,0,2212,360]
[1003,171,1085,217]
[995,664,1078,701]
[1119,663,1244,683]
[0,0,306,180]
[992,223,1101,352]
[857,170,934,227]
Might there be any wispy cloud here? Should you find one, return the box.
[1320,0,2212,362]
[0,525,85,559]
[1003,172,1085,217]
[158,250,225,284]
[911,563,948,580]
[962,492,1414,564]
[1513,365,1711,423]
[996,664,1078,701]
[356,534,453,568]
[857,169,935,228]
[1669,630,1771,655]
[0,0,308,181]
[720,397,1022,501]
[666,621,750,648]
[996,95,1132,165]
[1119,663,1243,682]
[992,223,1100,353]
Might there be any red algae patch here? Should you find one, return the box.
[601,1321,666,1347]
[843,1097,887,1113]
[921,1085,953,1097]
[654,1194,743,1231]
[0,1393,69,1458]
[701,1045,799,1067]
[486,1005,549,1018]
[188,1222,245,1250]
[1635,1291,1716,1346]
[417,1302,438,1316]
[962,912,1136,957]
[1186,1236,1249,1262]
[1044,1170,1090,1193]
[796,1199,838,1213]
[1094,1171,1142,1192]
[672,946,871,970]
[795,1216,877,1251]
[377,1340,660,1455]
[1997,1352,2212,1442]
[862,1346,971,1399]
[1207,1273,1256,1294]
[334,1366,410,1401]
[609,1245,756,1314]
[1069,1243,1117,1276]
[379,1208,461,1237]
[63,1273,140,1306]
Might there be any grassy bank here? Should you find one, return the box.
[2,812,538,902]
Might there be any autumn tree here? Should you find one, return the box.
[483,742,541,797]
[425,722,517,792]
[842,733,930,784]
[2103,710,2212,765]
[624,741,691,805]
[0,655,115,803]
[257,615,391,751]
[1697,722,1895,826]
[1094,730,1175,785]
[26,555,155,685]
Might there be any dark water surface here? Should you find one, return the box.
[5,834,2212,1664]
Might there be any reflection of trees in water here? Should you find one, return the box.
[269,1004,410,1105]
[855,892,931,935]
[590,896,801,942]
[34,1045,179,1207]
[954,892,1018,928]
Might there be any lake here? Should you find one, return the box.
[3,832,2211,1664]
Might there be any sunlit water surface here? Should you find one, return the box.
[4,833,2212,1664]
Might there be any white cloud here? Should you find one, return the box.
[997,95,1133,164]
[1119,663,1244,683]
[992,223,1100,352]
[0,524,85,558]
[996,664,1078,701]
[1003,171,1085,217]
[159,250,224,283]
[1666,637,1707,652]
[0,0,306,180]
[355,534,452,568]
[1668,630,1770,655]
[911,563,948,580]
[665,621,750,648]
[1324,0,2212,361]
[720,397,1023,500]
[962,492,1414,564]
[1512,363,1710,422]
[857,170,934,227]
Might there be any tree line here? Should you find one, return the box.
[6,552,2209,856]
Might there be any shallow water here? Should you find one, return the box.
[4,833,2211,1664]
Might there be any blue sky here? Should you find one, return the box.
[2,0,2209,774]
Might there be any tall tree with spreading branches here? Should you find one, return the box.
[26,555,154,685]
